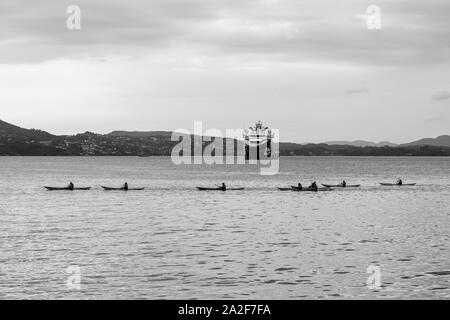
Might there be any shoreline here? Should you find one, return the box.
[1,155,450,157]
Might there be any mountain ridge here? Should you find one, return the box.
[0,119,55,140]
[401,135,450,147]
[1,119,450,156]
[324,140,398,147]
[107,131,173,138]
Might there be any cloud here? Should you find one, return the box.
[425,116,446,123]
[0,0,449,67]
[432,90,450,101]
[345,87,369,95]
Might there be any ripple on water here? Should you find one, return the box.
[1,156,449,299]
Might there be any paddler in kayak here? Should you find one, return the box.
[397,178,403,186]
[221,182,226,191]
[123,182,129,191]
[308,181,318,191]
[297,183,303,190]
[67,182,74,190]
[341,180,347,187]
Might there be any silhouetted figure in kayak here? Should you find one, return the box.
[67,182,74,190]
[309,181,318,191]
[221,182,226,191]
[397,178,403,186]
[123,182,128,191]
[341,180,347,187]
[297,183,303,190]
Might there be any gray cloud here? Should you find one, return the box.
[425,116,446,122]
[345,87,369,95]
[432,90,450,101]
[0,0,449,66]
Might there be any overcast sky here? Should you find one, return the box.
[0,0,449,143]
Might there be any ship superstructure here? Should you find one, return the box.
[243,121,274,159]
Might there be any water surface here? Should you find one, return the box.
[0,156,449,299]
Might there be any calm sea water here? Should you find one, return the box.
[0,156,449,299]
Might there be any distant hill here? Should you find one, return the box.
[402,135,450,147]
[1,119,449,156]
[324,140,397,147]
[279,143,450,156]
[0,119,55,140]
[107,131,173,138]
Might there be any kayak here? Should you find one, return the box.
[322,184,360,188]
[380,183,416,186]
[196,187,245,191]
[291,186,333,192]
[277,187,293,191]
[101,186,145,191]
[44,186,91,191]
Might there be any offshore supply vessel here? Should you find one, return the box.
[243,121,274,160]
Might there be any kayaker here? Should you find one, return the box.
[397,178,403,186]
[221,182,226,191]
[297,183,303,190]
[309,181,318,191]
[67,182,74,190]
[123,182,129,191]
[342,180,347,187]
